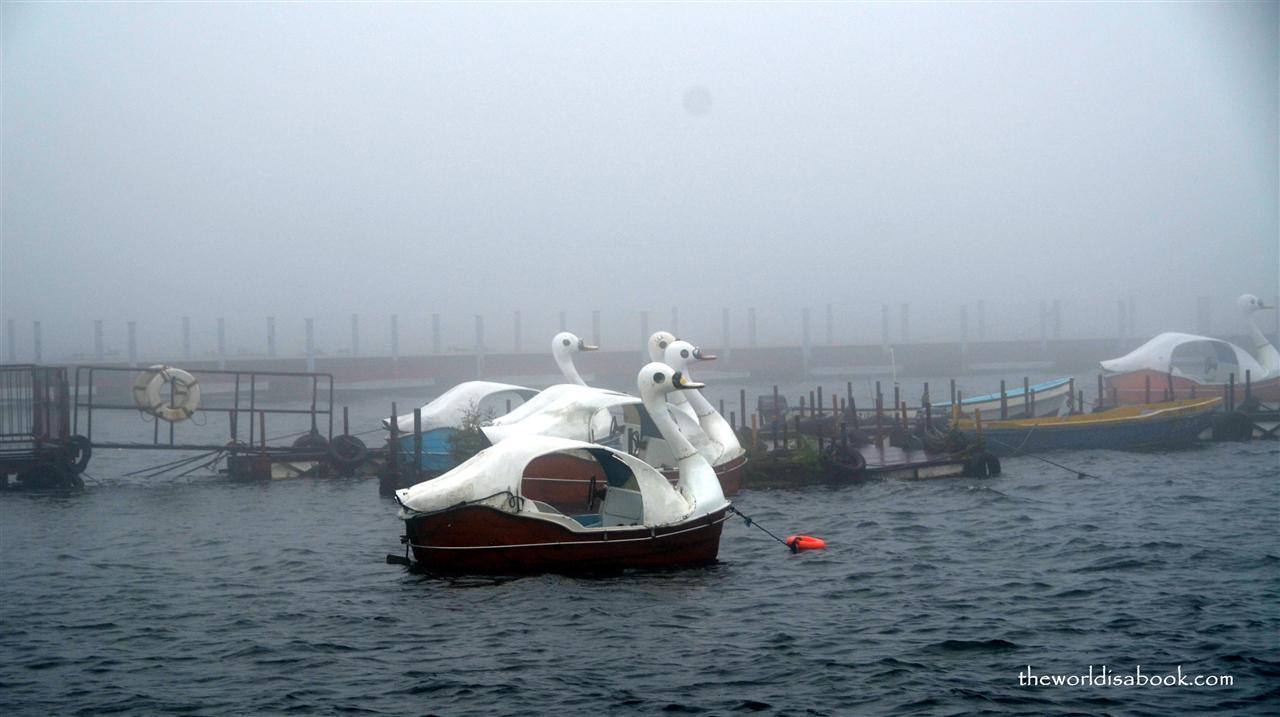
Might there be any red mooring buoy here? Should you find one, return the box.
[786,535,827,551]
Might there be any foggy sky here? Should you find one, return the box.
[2,2,1277,359]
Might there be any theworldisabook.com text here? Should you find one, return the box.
[1018,665,1233,688]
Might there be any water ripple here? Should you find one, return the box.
[0,432,1276,716]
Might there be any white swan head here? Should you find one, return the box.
[663,340,717,371]
[647,331,678,363]
[1238,294,1272,314]
[552,331,597,356]
[551,331,597,386]
[637,361,704,403]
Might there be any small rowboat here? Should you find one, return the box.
[957,397,1222,455]
[939,377,1074,419]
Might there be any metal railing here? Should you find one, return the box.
[73,366,334,452]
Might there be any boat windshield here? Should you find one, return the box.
[1170,340,1239,382]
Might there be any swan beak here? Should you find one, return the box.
[672,371,705,390]
[692,348,717,362]
[579,340,599,352]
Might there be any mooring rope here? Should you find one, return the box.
[981,436,1100,479]
[727,505,799,553]
[121,448,226,479]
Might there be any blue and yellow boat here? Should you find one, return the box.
[958,397,1222,455]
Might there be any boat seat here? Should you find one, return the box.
[571,514,603,528]
[601,486,644,527]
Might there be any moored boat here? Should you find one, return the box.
[1101,294,1279,406]
[957,397,1222,455]
[384,381,538,471]
[392,363,731,574]
[939,377,1074,419]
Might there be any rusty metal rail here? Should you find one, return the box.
[72,366,334,452]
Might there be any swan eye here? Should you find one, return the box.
[653,372,666,384]
[680,349,689,359]
[658,340,668,349]
[562,339,571,347]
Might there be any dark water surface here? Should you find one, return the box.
[2,404,1278,715]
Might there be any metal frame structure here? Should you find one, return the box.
[0,364,71,470]
[73,366,334,453]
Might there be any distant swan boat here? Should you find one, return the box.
[1102,294,1279,404]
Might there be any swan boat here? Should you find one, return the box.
[620,333,747,495]
[392,363,731,574]
[387,332,600,472]
[1102,295,1280,405]
[384,381,537,472]
[482,331,745,497]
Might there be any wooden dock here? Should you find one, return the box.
[859,444,968,480]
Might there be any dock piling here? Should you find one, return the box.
[923,382,931,431]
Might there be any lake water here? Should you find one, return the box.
[2,389,1278,716]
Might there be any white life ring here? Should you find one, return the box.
[132,365,201,422]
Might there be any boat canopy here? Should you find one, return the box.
[1101,332,1273,383]
[482,384,640,444]
[395,435,691,525]
[384,381,538,433]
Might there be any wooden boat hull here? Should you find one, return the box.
[963,398,1221,455]
[402,504,730,574]
[1104,370,1280,406]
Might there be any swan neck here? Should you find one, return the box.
[645,392,698,460]
[555,351,587,386]
[1245,314,1280,374]
[685,386,716,417]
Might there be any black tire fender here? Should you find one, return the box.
[328,434,368,469]
[963,451,1001,478]
[67,435,92,473]
[293,430,329,450]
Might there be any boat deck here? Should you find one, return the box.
[859,444,967,479]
